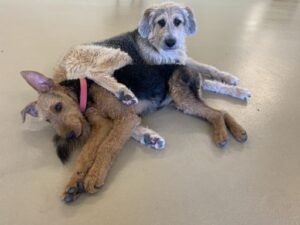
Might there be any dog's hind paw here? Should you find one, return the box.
[142,133,166,150]
[229,126,248,143]
[213,129,228,148]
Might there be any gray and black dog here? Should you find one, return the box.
[50,2,249,156]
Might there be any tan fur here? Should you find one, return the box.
[62,109,113,201]
[56,45,132,80]
[21,65,247,203]
[59,85,141,200]
[36,86,87,139]
[62,107,140,200]
[21,70,141,202]
[54,45,137,104]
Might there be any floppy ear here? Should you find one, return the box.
[20,71,54,93]
[21,101,39,123]
[183,6,197,36]
[138,8,154,38]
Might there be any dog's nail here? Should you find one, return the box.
[67,187,77,194]
[157,140,165,149]
[240,132,248,142]
[217,140,228,148]
[64,195,74,204]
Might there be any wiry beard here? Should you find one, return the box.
[53,119,90,163]
[137,35,187,65]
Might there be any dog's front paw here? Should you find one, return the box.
[142,133,166,150]
[84,171,104,194]
[237,88,251,101]
[61,170,87,204]
[219,72,240,85]
[117,88,138,106]
[62,181,85,204]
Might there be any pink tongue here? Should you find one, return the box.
[79,79,87,113]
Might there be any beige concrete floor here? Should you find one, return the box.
[1,0,300,224]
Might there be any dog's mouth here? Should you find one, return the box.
[162,45,178,51]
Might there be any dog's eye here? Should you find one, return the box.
[54,102,63,113]
[158,19,166,27]
[174,18,182,27]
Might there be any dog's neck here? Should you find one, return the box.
[59,79,94,105]
[136,32,187,65]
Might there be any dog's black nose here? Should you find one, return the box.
[66,131,76,140]
[165,38,176,48]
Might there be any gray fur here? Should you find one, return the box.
[137,2,196,65]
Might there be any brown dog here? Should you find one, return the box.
[21,65,247,203]
[21,71,141,203]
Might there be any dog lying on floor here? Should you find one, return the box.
[21,63,247,203]
[53,1,251,152]
[55,2,251,106]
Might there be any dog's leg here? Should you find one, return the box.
[87,71,138,105]
[62,108,113,203]
[169,69,247,147]
[202,79,251,101]
[58,45,138,105]
[131,125,166,150]
[77,87,141,193]
[186,57,240,85]
[83,113,141,193]
[223,112,248,143]
[174,97,229,147]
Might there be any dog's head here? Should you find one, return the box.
[20,71,89,142]
[138,2,196,51]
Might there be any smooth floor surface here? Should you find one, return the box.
[1,0,300,224]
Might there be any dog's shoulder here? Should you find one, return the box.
[92,29,145,64]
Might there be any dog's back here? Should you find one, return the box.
[94,30,145,64]
[114,64,201,106]
[114,64,178,104]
